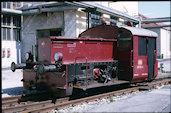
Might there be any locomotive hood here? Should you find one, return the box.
[79,24,119,39]
[79,24,158,39]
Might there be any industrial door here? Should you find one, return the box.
[147,38,156,79]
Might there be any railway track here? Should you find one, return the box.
[2,74,171,113]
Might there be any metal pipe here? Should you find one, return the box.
[138,16,142,28]
[11,62,26,72]
[142,25,171,29]
[142,17,171,23]
[38,64,61,75]
[2,8,22,15]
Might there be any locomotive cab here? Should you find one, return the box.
[117,26,158,83]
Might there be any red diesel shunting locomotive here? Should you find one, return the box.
[11,24,158,97]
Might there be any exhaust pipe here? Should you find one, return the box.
[11,62,27,72]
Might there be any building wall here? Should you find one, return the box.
[1,2,23,68]
[22,12,63,61]
[2,41,17,68]
[149,28,171,59]
[76,8,87,37]
[160,29,171,58]
[148,28,161,58]
[64,10,77,37]
[96,1,138,17]
[22,10,77,61]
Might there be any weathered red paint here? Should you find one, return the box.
[19,24,158,97]
[132,35,158,83]
[132,36,148,82]
[50,37,116,64]
[117,28,158,83]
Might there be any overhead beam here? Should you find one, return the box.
[22,6,78,15]
[72,2,140,23]
[17,1,140,23]
[142,17,171,23]
[18,2,64,11]
[2,8,22,15]
[142,25,171,28]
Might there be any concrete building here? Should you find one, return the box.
[140,14,171,59]
[1,2,23,68]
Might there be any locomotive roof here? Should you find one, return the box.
[119,25,158,37]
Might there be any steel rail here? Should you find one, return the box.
[21,78,171,113]
[2,95,21,101]
[2,97,69,113]
[2,74,171,113]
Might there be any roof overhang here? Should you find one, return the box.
[71,2,140,23]
[16,2,140,23]
[1,8,22,15]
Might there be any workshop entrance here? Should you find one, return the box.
[37,28,62,38]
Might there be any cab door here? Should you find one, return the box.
[132,36,148,82]
[117,31,133,81]
[147,38,156,79]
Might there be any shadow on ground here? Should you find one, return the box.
[2,87,31,96]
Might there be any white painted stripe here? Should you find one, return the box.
[134,74,139,76]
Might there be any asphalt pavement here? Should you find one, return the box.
[87,84,171,112]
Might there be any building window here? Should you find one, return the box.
[13,2,16,7]
[3,15,7,25]
[110,16,117,26]
[37,28,62,38]
[13,2,16,9]
[13,28,20,41]
[1,28,2,40]
[7,16,11,26]
[17,2,21,8]
[90,11,101,28]
[2,2,7,8]
[138,36,147,56]
[13,16,21,27]
[3,15,11,26]
[3,28,7,40]
[7,2,11,9]
[50,29,61,36]
[13,28,17,41]
[2,14,21,41]
[7,28,11,40]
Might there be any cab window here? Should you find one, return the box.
[118,33,132,50]
[138,36,147,56]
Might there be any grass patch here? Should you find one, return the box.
[109,97,115,102]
